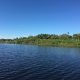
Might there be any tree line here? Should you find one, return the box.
[0,33,80,47]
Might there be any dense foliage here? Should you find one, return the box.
[0,33,80,47]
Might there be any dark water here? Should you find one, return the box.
[0,44,80,80]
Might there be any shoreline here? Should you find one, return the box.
[0,33,80,48]
[0,42,80,48]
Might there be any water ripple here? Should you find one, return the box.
[0,44,80,80]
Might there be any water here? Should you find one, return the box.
[0,44,80,80]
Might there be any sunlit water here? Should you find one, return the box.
[0,44,80,80]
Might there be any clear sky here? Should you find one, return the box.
[0,0,80,38]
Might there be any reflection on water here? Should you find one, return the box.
[0,44,80,80]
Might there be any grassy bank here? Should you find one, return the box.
[22,39,80,47]
[0,33,80,47]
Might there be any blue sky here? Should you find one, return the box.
[0,0,80,38]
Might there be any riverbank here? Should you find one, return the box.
[26,39,80,47]
[0,39,80,48]
[0,34,80,47]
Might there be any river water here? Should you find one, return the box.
[0,44,80,80]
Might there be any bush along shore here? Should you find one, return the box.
[0,33,80,47]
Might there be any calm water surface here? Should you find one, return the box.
[0,44,80,80]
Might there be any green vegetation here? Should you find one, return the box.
[0,33,80,47]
